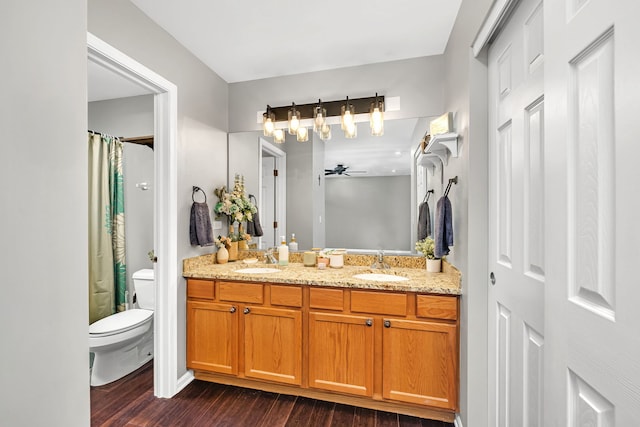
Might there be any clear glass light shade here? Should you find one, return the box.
[344,122,357,139]
[273,129,285,144]
[263,111,275,137]
[341,102,355,131]
[370,101,384,136]
[313,105,326,132]
[288,106,300,135]
[296,126,309,142]
[319,123,332,141]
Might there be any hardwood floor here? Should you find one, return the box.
[91,363,454,427]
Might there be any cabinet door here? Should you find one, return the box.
[308,312,374,397]
[187,300,238,375]
[382,318,458,410]
[243,305,302,385]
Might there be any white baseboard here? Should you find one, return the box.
[454,413,464,427]
[175,370,195,395]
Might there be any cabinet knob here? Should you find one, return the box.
[384,320,391,328]
[365,319,373,327]
[229,306,236,313]
[243,307,251,314]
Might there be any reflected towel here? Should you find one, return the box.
[434,196,453,258]
[190,202,214,246]
[247,209,263,237]
[417,201,431,240]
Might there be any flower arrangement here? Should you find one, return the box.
[215,235,231,249]
[214,174,257,225]
[415,237,438,259]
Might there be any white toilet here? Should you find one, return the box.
[89,268,155,386]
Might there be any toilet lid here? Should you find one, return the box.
[89,309,153,335]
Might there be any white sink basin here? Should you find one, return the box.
[352,273,409,282]
[234,267,280,274]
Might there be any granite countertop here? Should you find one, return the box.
[183,256,461,295]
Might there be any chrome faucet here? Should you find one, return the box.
[264,247,278,264]
[371,250,390,269]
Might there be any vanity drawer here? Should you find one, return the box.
[218,281,264,304]
[270,285,302,307]
[187,279,215,300]
[309,288,344,311]
[351,290,407,316]
[416,295,458,320]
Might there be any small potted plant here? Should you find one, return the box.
[415,237,441,272]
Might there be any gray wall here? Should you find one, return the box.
[89,95,155,306]
[0,0,90,425]
[89,0,230,382]
[326,176,411,251]
[441,0,493,425]
[229,56,445,133]
[284,133,314,250]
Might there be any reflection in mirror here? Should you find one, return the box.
[228,117,434,254]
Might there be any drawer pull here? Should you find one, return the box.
[243,307,251,314]
[365,319,373,327]
[384,320,391,328]
[229,306,237,313]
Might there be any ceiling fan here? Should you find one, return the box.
[324,164,367,176]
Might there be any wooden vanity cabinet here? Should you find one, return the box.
[186,279,303,386]
[186,278,459,421]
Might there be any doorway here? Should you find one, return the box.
[87,33,181,398]
[259,138,286,250]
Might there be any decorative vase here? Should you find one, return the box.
[216,246,229,264]
[227,241,239,261]
[426,258,441,273]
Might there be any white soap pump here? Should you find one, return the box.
[278,236,289,266]
[288,233,298,252]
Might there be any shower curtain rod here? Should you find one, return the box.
[88,130,154,149]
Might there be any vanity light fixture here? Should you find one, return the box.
[288,103,301,135]
[262,105,275,137]
[273,128,285,144]
[370,93,384,136]
[261,93,384,142]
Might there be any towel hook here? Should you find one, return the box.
[423,189,434,203]
[192,186,207,203]
[444,176,458,197]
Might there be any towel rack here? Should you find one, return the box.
[423,189,434,203]
[444,176,458,197]
[192,186,207,203]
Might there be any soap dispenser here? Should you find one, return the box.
[288,233,298,252]
[278,236,289,266]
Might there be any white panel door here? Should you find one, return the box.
[544,0,640,425]
[488,0,546,426]
[261,156,276,249]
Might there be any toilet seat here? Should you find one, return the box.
[90,309,153,337]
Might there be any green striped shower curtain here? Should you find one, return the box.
[88,133,127,324]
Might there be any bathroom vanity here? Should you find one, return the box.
[183,255,461,422]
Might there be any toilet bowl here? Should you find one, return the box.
[89,268,155,386]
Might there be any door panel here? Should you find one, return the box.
[545,0,640,424]
[488,1,545,426]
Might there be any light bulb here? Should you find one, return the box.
[273,129,285,143]
[296,126,308,142]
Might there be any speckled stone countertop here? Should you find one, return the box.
[183,253,461,295]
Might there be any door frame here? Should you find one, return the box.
[87,33,182,398]
[259,138,286,248]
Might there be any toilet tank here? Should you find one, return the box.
[132,269,155,310]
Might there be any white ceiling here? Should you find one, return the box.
[130,0,463,83]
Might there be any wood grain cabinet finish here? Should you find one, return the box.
[382,318,458,410]
[186,279,459,421]
[243,305,302,385]
[186,300,238,375]
[308,312,374,396]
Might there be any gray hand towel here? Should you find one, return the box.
[417,201,431,240]
[246,195,263,237]
[190,202,214,246]
[434,196,453,258]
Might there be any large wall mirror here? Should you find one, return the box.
[228,116,438,254]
